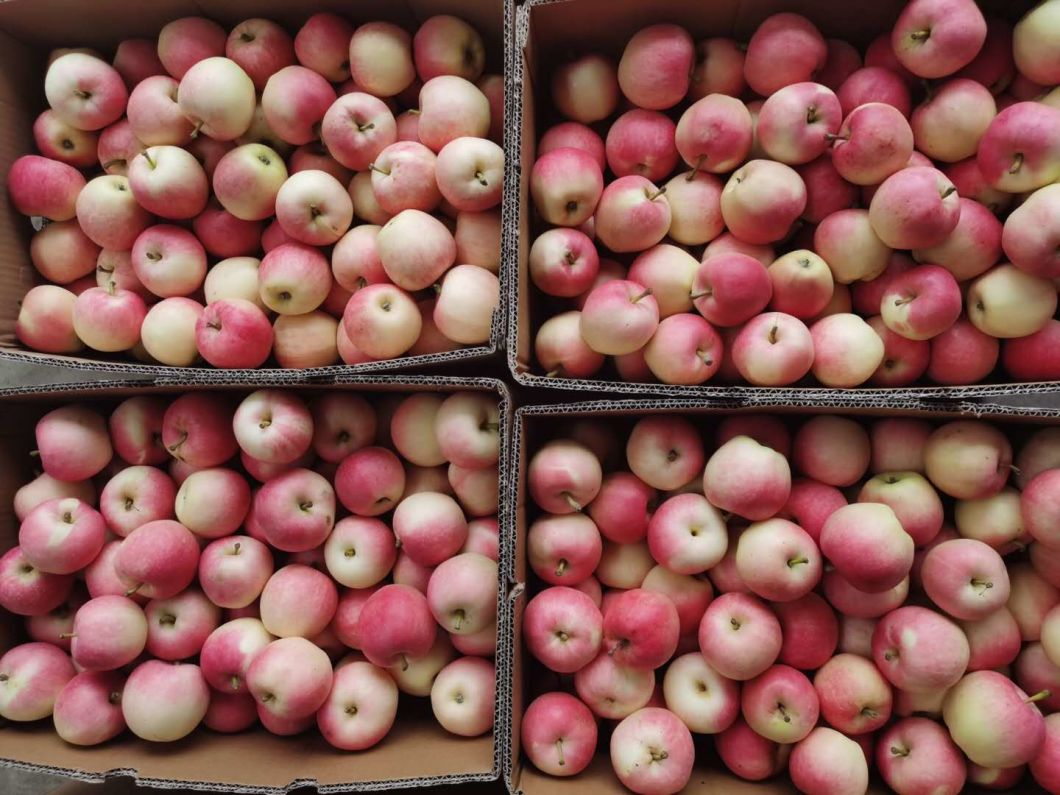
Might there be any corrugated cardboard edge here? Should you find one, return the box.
[501,394,1060,794]
[0,345,500,382]
[0,374,513,794]
[503,0,1060,405]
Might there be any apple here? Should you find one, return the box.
[596,176,672,253]
[744,12,826,97]
[977,102,1060,192]
[522,692,598,777]
[617,23,694,110]
[810,313,886,387]
[944,669,1046,768]
[720,159,806,245]
[698,592,782,681]
[789,727,869,795]
[873,605,970,692]
[704,436,790,521]
[673,94,753,175]
[967,263,1057,339]
[356,584,437,670]
[580,280,660,356]
[820,503,914,593]
[254,468,335,552]
[19,498,105,575]
[735,519,821,602]
[741,664,820,744]
[924,420,1013,500]
[430,656,495,737]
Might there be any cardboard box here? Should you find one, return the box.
[504,0,1053,402]
[502,396,1058,794]
[0,374,512,793]
[0,0,513,380]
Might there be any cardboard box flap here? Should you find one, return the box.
[0,721,494,793]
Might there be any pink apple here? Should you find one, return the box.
[606,109,679,181]
[7,154,85,221]
[19,498,105,575]
[524,586,602,674]
[198,536,273,610]
[254,468,335,552]
[741,664,820,743]
[44,53,127,131]
[720,160,806,245]
[736,518,822,602]
[744,12,826,96]
[579,280,660,356]
[195,298,274,368]
[334,446,405,516]
[617,24,694,110]
[35,405,112,482]
[943,669,1046,769]
[0,642,76,722]
[977,102,1060,192]
[789,727,869,795]
[704,436,790,521]
[891,0,987,78]
[392,491,467,566]
[595,176,672,254]
[699,592,781,681]
[356,584,437,670]
[522,692,598,777]
[820,503,914,592]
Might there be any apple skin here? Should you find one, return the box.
[873,606,970,692]
[617,24,694,110]
[743,13,826,97]
[610,707,695,795]
[522,691,598,777]
[943,669,1046,769]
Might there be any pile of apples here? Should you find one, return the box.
[6,13,503,368]
[521,412,1060,794]
[0,388,501,749]
[529,0,1060,388]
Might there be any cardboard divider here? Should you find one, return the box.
[502,395,1056,795]
[503,0,1056,403]
[0,375,512,793]
[0,0,513,380]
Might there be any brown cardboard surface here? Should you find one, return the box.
[505,397,1057,794]
[0,377,512,792]
[506,0,1054,402]
[0,721,493,792]
[0,0,509,379]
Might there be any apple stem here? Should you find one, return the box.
[564,251,577,266]
[1009,153,1024,174]
[777,704,791,723]
[475,170,488,187]
[400,654,410,672]
[689,289,711,300]
[787,556,808,568]
[893,296,913,307]
[74,88,92,99]
[805,106,819,125]
[142,150,156,169]
[555,740,565,767]
[555,559,568,577]
[889,746,909,757]
[29,450,40,458]
[910,29,931,41]
[191,121,204,139]
[684,169,697,182]
[233,542,241,555]
[824,133,849,142]
[631,288,654,304]
[369,163,391,177]
[861,707,878,718]
[545,369,560,378]
[884,650,898,661]
[407,109,420,115]
[697,350,713,367]
[1026,690,1051,704]
[768,325,779,344]
[649,749,668,763]
[231,676,241,692]
[563,492,583,512]
[101,158,126,171]
[730,617,741,631]
[940,186,956,199]
[692,154,706,176]
[124,583,142,597]
[647,186,667,202]
[970,578,993,593]
[58,632,75,639]
[357,121,375,132]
